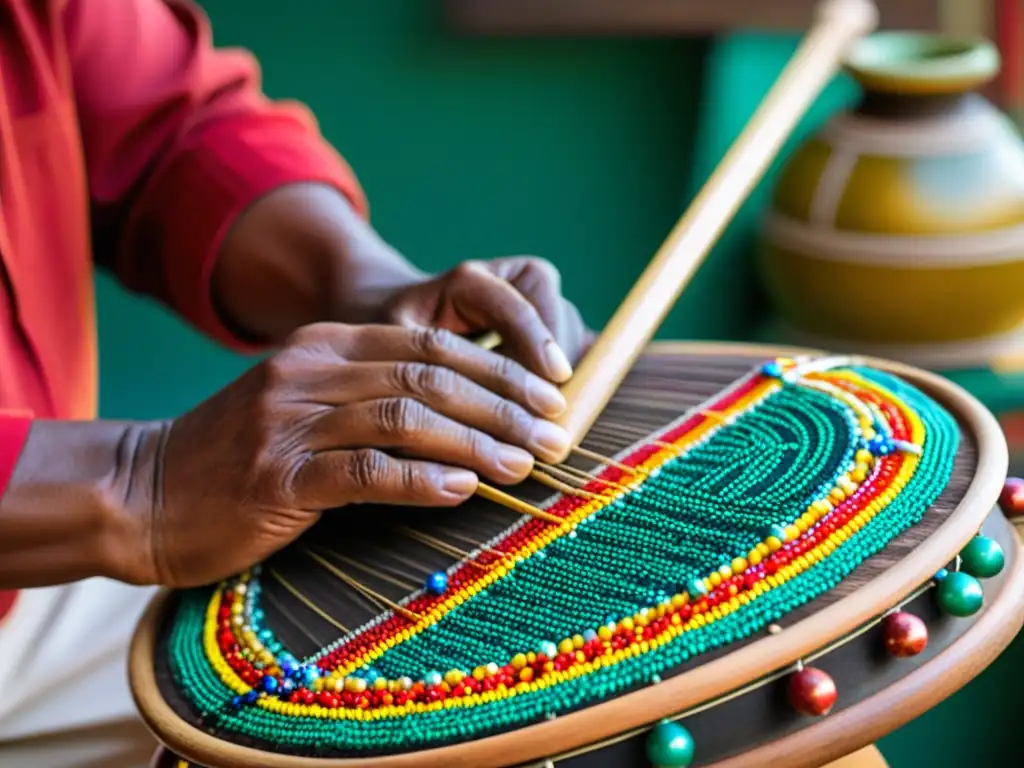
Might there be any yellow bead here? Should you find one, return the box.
[829,488,845,503]
[598,625,613,641]
[709,572,723,587]
[785,525,800,541]
[731,557,747,573]
[444,669,465,686]
[718,564,733,579]
[620,617,635,632]
[756,542,770,557]
[511,653,527,670]
[748,549,762,566]
[558,638,575,655]
[855,449,873,464]
[767,536,783,552]
[572,634,585,649]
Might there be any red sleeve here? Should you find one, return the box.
[0,412,32,500]
[63,0,368,350]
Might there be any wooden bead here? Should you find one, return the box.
[881,611,928,657]
[788,666,837,717]
[998,477,1024,518]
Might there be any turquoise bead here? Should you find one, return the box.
[937,572,984,617]
[645,720,695,767]
[959,535,1004,579]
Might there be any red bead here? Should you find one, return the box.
[882,611,928,657]
[788,667,837,717]
[999,478,1024,518]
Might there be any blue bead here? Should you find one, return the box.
[281,679,295,693]
[230,695,244,709]
[261,676,279,693]
[935,568,949,582]
[301,666,320,685]
[583,629,598,642]
[280,661,296,678]
[763,524,788,542]
[425,571,449,596]
[258,628,274,643]
[761,361,783,378]
[539,641,558,658]
[244,690,259,704]
[424,671,443,686]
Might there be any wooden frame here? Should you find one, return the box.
[129,340,1019,768]
[443,0,942,37]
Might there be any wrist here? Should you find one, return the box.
[0,419,165,588]
[214,183,425,340]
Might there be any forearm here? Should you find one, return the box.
[0,420,158,589]
[213,183,426,343]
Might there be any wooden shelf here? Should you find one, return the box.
[444,0,943,37]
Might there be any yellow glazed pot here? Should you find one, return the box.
[759,32,1024,367]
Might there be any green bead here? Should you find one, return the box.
[960,535,1004,579]
[764,524,789,542]
[937,571,984,617]
[645,720,695,767]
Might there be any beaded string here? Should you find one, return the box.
[165,358,959,756]
[517,579,937,767]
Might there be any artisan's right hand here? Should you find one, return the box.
[0,324,571,592]
[138,323,571,588]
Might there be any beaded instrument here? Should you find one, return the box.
[130,1,1024,766]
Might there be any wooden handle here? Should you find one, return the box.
[555,0,878,453]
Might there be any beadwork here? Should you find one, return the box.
[164,357,958,756]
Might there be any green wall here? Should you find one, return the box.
[94,2,1020,764]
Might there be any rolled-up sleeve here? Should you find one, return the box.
[0,412,32,499]
[64,0,367,350]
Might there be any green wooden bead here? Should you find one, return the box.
[645,720,695,767]
[937,571,984,617]
[960,535,1004,579]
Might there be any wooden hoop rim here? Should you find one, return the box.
[705,511,1024,768]
[129,341,1010,768]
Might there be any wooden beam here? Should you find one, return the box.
[444,0,942,37]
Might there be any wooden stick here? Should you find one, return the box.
[553,0,879,455]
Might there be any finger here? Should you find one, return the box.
[499,257,564,345]
[444,262,573,383]
[303,366,569,462]
[292,449,478,510]
[289,324,568,421]
[305,398,537,483]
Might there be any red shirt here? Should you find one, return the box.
[0,0,367,624]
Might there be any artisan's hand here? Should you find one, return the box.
[384,258,594,381]
[137,323,571,587]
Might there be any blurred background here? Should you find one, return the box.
[97,2,1024,764]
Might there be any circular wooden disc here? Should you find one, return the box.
[129,341,1014,768]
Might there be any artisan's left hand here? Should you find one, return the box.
[384,258,594,384]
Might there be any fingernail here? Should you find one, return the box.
[496,444,535,479]
[441,468,478,497]
[530,421,572,460]
[526,378,567,418]
[544,341,573,383]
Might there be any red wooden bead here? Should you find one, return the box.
[999,478,1024,518]
[882,611,928,657]
[788,667,837,717]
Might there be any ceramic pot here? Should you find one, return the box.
[759,32,1024,367]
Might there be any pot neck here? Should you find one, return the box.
[853,89,979,121]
